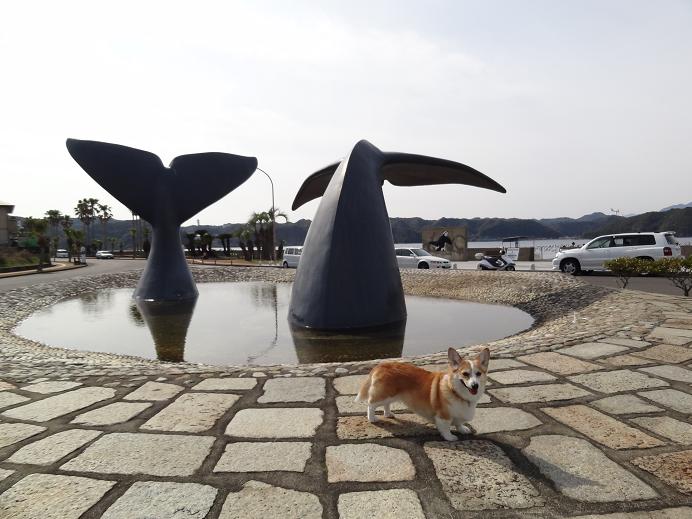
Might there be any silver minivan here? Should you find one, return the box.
[282,246,302,268]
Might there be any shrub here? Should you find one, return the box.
[604,257,648,289]
[652,257,692,297]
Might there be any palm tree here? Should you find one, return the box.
[44,209,63,248]
[108,236,117,253]
[24,217,49,272]
[75,198,99,253]
[218,233,232,256]
[267,207,289,262]
[97,203,113,247]
[129,227,137,259]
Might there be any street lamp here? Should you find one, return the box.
[256,167,276,262]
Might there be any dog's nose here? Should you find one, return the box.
[471,382,479,390]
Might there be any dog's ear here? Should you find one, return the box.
[476,348,490,370]
[448,348,462,369]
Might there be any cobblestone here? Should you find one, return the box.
[7,429,102,465]
[100,482,217,519]
[568,370,668,394]
[337,489,425,519]
[225,408,323,438]
[2,387,116,421]
[630,450,692,495]
[639,389,692,414]
[214,442,312,472]
[219,480,322,519]
[326,443,415,482]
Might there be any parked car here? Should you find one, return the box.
[95,250,114,259]
[55,249,68,258]
[395,248,451,269]
[282,246,302,268]
[552,232,681,274]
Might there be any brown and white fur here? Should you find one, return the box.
[355,347,490,441]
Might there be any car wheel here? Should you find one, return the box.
[506,265,515,271]
[418,262,429,269]
[560,259,581,275]
[282,261,289,268]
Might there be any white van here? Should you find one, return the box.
[282,246,303,268]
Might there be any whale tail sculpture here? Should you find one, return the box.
[66,139,257,301]
[289,140,505,331]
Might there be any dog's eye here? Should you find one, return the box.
[462,372,469,377]
[475,372,481,376]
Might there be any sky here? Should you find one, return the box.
[2,0,691,226]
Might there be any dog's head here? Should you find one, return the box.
[447,347,490,399]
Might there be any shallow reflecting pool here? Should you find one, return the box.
[15,282,533,365]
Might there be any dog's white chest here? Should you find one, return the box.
[447,397,476,422]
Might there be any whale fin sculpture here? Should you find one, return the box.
[289,139,505,331]
[66,138,257,301]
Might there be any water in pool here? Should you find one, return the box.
[15,282,533,365]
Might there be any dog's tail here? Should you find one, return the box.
[354,373,373,403]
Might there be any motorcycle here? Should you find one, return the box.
[475,249,516,271]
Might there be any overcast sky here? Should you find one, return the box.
[2,0,691,226]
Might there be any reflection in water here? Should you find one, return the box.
[78,289,114,317]
[136,298,197,362]
[290,320,406,363]
[128,304,145,326]
[246,284,279,364]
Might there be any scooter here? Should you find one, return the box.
[475,249,516,271]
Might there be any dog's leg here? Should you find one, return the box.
[435,417,458,441]
[383,402,394,418]
[367,403,379,423]
[453,418,471,435]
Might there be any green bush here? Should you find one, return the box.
[652,257,692,297]
[0,248,39,268]
[604,257,648,289]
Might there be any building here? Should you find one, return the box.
[0,201,18,246]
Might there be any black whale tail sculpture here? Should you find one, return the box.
[289,139,506,331]
[66,138,257,302]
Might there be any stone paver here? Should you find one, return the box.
[7,429,102,465]
[600,338,651,348]
[258,377,325,403]
[631,450,692,494]
[0,468,13,480]
[20,381,82,394]
[338,489,425,519]
[101,481,217,519]
[1,387,116,422]
[425,440,542,510]
[648,326,692,342]
[326,443,415,482]
[337,414,436,439]
[630,416,692,444]
[71,402,152,426]
[471,407,542,434]
[591,394,662,415]
[575,507,692,518]
[123,381,184,401]
[0,473,115,519]
[639,365,692,383]
[141,392,239,432]
[0,423,45,449]
[558,342,629,359]
[226,408,323,438]
[489,359,526,370]
[568,370,668,394]
[192,377,257,391]
[0,380,16,391]
[0,391,29,409]
[523,435,658,501]
[518,352,603,375]
[542,405,664,449]
[219,480,322,519]
[61,432,215,476]
[335,395,408,414]
[635,344,692,364]
[333,375,367,395]
[214,442,312,472]
[602,354,656,367]
[489,383,591,403]
[488,369,556,385]
[639,389,692,414]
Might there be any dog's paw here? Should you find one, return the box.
[383,410,394,418]
[456,424,471,434]
[367,415,380,423]
[442,433,459,441]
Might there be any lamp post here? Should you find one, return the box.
[256,167,275,262]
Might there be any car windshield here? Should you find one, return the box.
[411,248,431,256]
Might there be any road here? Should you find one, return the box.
[1,258,686,297]
[0,259,145,293]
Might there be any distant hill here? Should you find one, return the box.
[660,201,692,212]
[15,207,691,249]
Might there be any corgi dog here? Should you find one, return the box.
[355,347,490,441]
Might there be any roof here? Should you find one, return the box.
[0,201,14,212]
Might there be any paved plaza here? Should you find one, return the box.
[0,268,691,518]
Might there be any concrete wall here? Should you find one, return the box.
[421,227,468,261]
[682,245,692,258]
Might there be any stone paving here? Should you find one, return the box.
[0,268,691,517]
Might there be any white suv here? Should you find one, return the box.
[395,248,451,269]
[282,246,302,268]
[553,232,681,274]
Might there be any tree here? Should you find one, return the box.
[218,233,232,256]
[234,225,253,261]
[653,257,692,296]
[24,217,50,272]
[45,209,63,247]
[108,236,117,253]
[97,203,113,247]
[129,227,137,259]
[75,198,99,253]
[604,257,647,289]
